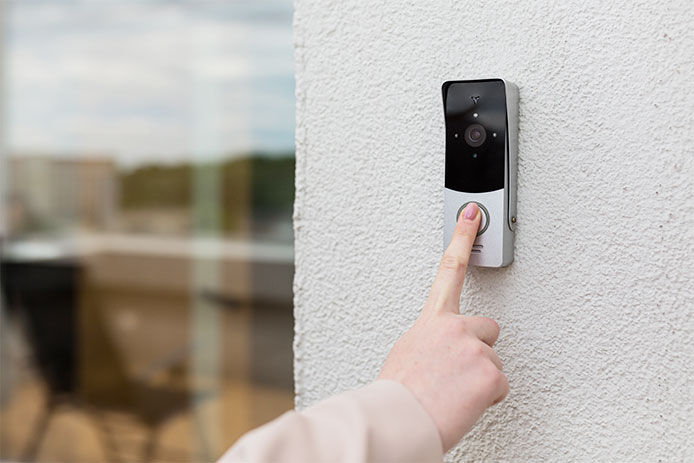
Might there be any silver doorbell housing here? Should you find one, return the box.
[442,79,518,267]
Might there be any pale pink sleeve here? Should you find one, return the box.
[218,380,443,463]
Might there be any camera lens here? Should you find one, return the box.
[464,124,486,148]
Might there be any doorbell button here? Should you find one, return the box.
[457,201,490,236]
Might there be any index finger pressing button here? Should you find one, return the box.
[457,202,490,236]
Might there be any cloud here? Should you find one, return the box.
[6,0,295,167]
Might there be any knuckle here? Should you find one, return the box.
[481,361,501,383]
[496,373,510,402]
[459,332,478,349]
[439,254,468,275]
[493,369,507,389]
[450,316,469,334]
[472,342,487,358]
[486,318,500,336]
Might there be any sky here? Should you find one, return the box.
[4,0,295,167]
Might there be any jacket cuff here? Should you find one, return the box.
[314,380,444,462]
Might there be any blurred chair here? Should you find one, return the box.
[1,255,197,463]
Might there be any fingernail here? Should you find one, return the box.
[463,202,479,220]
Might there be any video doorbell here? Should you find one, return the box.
[442,79,518,267]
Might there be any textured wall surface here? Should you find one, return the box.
[293,1,693,461]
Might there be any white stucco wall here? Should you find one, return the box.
[293,1,693,461]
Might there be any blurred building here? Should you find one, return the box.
[8,155,118,235]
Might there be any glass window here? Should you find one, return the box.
[0,1,295,461]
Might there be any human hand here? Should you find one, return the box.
[378,202,509,452]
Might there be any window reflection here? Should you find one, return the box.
[0,1,295,461]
